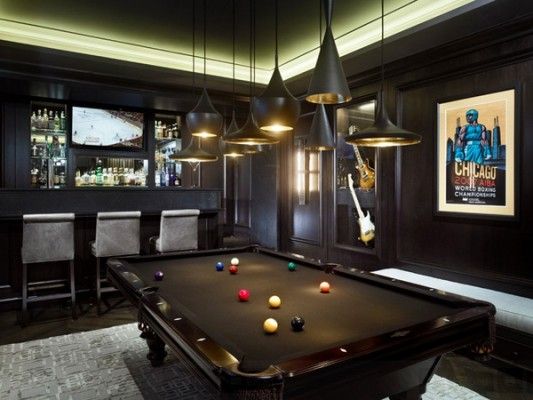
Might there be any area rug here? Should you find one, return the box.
[0,323,488,400]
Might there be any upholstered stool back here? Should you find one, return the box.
[156,209,200,253]
[22,213,75,264]
[93,211,141,257]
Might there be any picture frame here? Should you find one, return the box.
[436,89,516,218]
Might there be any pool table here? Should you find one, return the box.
[107,246,495,400]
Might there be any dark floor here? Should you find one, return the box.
[0,300,531,400]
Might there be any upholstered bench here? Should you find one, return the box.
[372,268,533,370]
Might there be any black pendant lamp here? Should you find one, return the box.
[345,0,421,147]
[186,0,223,138]
[252,0,300,133]
[220,111,245,157]
[170,136,218,163]
[305,104,335,151]
[306,0,351,105]
[224,0,279,146]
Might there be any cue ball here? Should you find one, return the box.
[291,316,305,331]
[288,262,297,271]
[319,281,330,293]
[268,295,281,308]
[229,265,238,274]
[215,261,224,271]
[238,289,250,301]
[263,318,278,334]
[154,271,164,281]
[231,257,240,266]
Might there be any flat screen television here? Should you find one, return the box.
[71,106,144,149]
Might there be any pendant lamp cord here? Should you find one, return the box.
[319,0,322,43]
[274,0,278,67]
[192,0,196,94]
[203,0,207,86]
[253,0,256,95]
[232,0,236,111]
[249,0,252,98]
[380,0,384,93]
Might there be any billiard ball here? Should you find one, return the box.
[229,265,238,274]
[231,257,240,266]
[216,261,224,271]
[268,295,281,308]
[238,289,250,301]
[319,281,330,293]
[291,316,305,331]
[288,262,297,271]
[154,271,164,281]
[263,318,278,334]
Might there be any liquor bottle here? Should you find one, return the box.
[43,108,48,129]
[31,138,38,157]
[59,172,66,186]
[159,167,166,187]
[95,159,103,185]
[155,167,160,187]
[48,110,55,130]
[82,170,90,186]
[113,167,119,186]
[31,112,37,131]
[31,167,39,186]
[118,168,125,186]
[75,170,82,187]
[54,112,60,131]
[89,170,96,186]
[60,144,66,158]
[60,111,66,131]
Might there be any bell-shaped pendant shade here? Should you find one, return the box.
[306,0,351,105]
[186,88,223,138]
[170,136,218,162]
[252,66,301,132]
[344,91,422,147]
[220,112,245,157]
[305,104,335,151]
[224,105,280,145]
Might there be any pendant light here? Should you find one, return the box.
[224,0,279,146]
[170,136,218,163]
[186,0,223,138]
[252,0,300,133]
[306,0,351,105]
[344,0,421,147]
[305,104,335,151]
[220,0,245,158]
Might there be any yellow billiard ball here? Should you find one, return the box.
[263,318,278,334]
[268,295,281,308]
[320,281,330,293]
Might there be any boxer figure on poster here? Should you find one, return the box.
[454,109,492,164]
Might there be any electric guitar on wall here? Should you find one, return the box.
[349,125,375,190]
[348,173,375,246]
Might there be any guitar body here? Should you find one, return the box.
[357,210,375,245]
[355,159,375,190]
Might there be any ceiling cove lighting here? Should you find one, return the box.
[186,0,223,138]
[0,1,479,83]
[306,0,351,105]
[305,104,335,151]
[252,0,300,133]
[224,0,279,146]
[344,0,421,147]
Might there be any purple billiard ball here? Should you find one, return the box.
[154,270,164,281]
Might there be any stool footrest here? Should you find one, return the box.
[27,293,74,303]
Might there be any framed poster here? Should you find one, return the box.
[437,89,516,218]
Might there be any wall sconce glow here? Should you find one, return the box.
[0,0,481,84]
[309,152,320,193]
[296,146,306,206]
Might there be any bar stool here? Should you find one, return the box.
[91,211,141,314]
[21,213,76,326]
[150,209,200,254]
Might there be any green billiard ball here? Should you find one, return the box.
[288,262,297,271]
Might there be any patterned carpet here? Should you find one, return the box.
[0,323,489,400]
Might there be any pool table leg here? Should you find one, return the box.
[138,315,168,366]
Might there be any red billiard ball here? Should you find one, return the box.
[238,289,250,302]
[229,265,238,274]
[154,271,164,281]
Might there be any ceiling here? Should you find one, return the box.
[0,0,488,85]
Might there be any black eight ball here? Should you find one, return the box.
[291,316,305,331]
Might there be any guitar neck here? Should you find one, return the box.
[348,178,365,219]
[353,144,365,168]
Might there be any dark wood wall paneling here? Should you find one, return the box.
[272,11,533,294]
